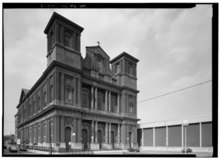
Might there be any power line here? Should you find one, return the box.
[138,80,212,104]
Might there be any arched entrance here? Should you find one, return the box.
[82,129,88,150]
[98,130,102,149]
[65,127,71,152]
[111,131,115,149]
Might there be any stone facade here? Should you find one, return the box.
[15,12,139,151]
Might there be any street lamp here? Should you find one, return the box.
[183,120,189,154]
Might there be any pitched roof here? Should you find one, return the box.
[44,12,84,34]
[110,52,139,63]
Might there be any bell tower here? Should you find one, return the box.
[44,12,84,69]
[110,52,139,90]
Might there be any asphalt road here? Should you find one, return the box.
[3,148,33,155]
[3,148,213,157]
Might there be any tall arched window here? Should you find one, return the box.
[38,96,41,112]
[116,63,120,74]
[32,100,35,115]
[111,96,117,113]
[81,88,90,108]
[64,30,72,47]
[44,91,47,107]
[97,91,104,110]
[50,85,53,103]
[65,77,73,104]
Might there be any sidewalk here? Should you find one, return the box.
[94,149,127,154]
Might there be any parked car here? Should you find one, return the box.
[127,147,140,152]
[9,145,18,152]
[181,148,192,153]
[19,145,27,151]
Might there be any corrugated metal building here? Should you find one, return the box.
[137,115,212,152]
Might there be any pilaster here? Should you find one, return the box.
[91,86,94,108]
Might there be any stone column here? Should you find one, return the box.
[77,118,82,143]
[141,128,144,147]
[91,121,94,143]
[60,116,65,143]
[36,124,39,144]
[109,123,111,144]
[105,123,108,143]
[181,125,184,148]
[95,121,98,143]
[105,90,108,111]
[91,86,94,108]
[60,73,65,105]
[95,87,98,109]
[77,78,81,108]
[108,91,111,112]
[153,127,155,147]
[200,122,202,147]
[117,124,120,143]
[55,72,60,105]
[117,94,120,114]
[54,116,60,143]
[166,126,168,147]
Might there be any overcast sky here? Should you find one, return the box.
[4,5,212,135]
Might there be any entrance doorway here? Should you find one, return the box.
[65,127,71,152]
[111,131,115,149]
[82,129,88,150]
[98,130,102,149]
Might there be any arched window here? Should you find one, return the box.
[116,63,120,74]
[64,30,72,47]
[32,101,35,115]
[111,96,117,113]
[44,92,47,107]
[128,62,133,75]
[29,102,32,116]
[129,95,134,115]
[97,91,104,110]
[50,85,53,103]
[81,88,90,108]
[38,96,41,111]
[65,77,73,104]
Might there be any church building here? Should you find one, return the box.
[15,12,139,151]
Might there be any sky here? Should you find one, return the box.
[4,5,212,135]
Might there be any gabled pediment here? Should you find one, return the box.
[19,89,29,104]
[82,46,113,76]
[86,46,110,59]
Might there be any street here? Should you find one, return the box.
[3,148,33,155]
[3,148,213,157]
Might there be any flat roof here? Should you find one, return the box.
[139,115,212,128]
